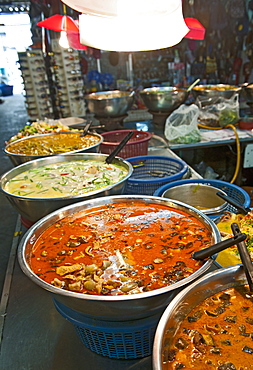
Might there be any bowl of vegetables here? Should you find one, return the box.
[192,84,241,100]
[0,153,133,223]
[139,87,188,113]
[4,132,103,166]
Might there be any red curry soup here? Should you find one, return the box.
[28,201,214,296]
[163,285,253,369]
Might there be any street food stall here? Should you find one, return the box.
[1,1,253,369]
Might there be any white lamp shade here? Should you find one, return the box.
[63,0,189,52]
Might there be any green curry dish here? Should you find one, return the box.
[5,160,128,198]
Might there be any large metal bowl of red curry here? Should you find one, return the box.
[153,265,252,370]
[17,195,220,320]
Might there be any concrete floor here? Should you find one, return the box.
[0,94,29,295]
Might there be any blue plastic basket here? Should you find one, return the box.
[124,155,188,195]
[153,179,251,214]
[53,299,163,360]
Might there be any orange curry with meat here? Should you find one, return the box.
[163,285,253,369]
[28,201,213,296]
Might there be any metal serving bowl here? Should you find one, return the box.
[17,195,220,320]
[0,153,133,223]
[192,84,241,100]
[139,87,188,113]
[159,183,228,217]
[4,132,103,167]
[153,265,247,370]
[84,90,135,117]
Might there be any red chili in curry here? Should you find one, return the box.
[28,202,213,296]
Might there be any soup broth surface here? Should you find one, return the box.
[28,202,213,296]
[6,133,100,155]
[163,285,253,369]
[5,160,128,198]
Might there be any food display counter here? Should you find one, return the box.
[0,148,204,370]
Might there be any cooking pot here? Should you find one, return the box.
[18,195,220,321]
[153,264,248,369]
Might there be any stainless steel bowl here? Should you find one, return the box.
[4,132,103,167]
[0,153,133,223]
[84,90,135,117]
[192,84,241,100]
[139,87,188,113]
[17,195,220,320]
[161,183,228,217]
[153,265,247,370]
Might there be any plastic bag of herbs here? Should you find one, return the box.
[196,94,240,128]
[164,104,201,144]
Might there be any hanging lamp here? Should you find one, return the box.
[61,0,189,52]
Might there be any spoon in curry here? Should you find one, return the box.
[105,131,134,164]
[192,233,247,261]
[231,222,253,292]
[80,121,92,137]
[216,191,251,216]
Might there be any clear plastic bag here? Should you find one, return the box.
[196,94,240,128]
[164,104,201,144]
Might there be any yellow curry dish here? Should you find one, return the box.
[216,210,253,266]
[5,132,101,156]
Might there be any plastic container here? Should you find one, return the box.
[153,179,251,215]
[0,84,13,96]
[53,298,163,360]
[100,130,152,159]
[124,155,188,195]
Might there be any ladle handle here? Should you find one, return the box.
[106,131,134,164]
[192,233,247,260]
[80,121,92,137]
[231,223,253,292]
[216,191,250,215]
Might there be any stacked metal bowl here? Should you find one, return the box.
[139,86,188,113]
[84,90,135,117]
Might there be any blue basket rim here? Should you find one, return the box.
[53,298,161,329]
[126,155,188,184]
[153,178,251,207]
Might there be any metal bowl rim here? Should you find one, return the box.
[140,87,188,95]
[84,90,135,100]
[161,183,228,215]
[192,84,241,92]
[4,131,103,159]
[17,194,220,303]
